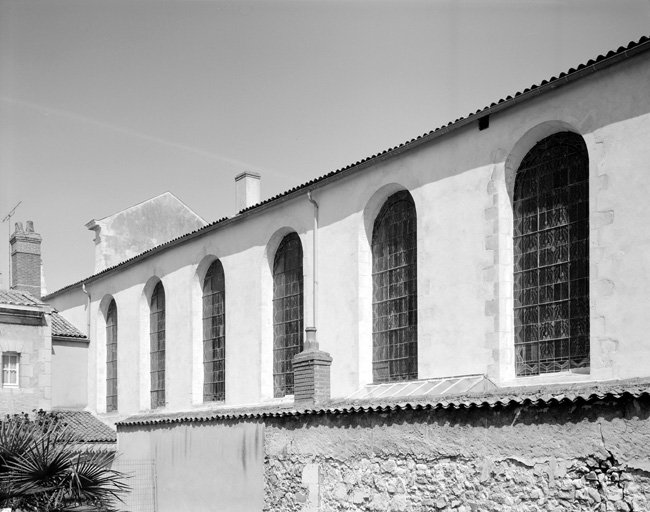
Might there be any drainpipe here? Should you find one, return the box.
[293,191,332,407]
[306,191,318,349]
[293,190,332,408]
[81,283,91,337]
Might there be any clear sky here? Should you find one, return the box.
[0,0,648,293]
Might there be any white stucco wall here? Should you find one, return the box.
[48,50,650,422]
[51,338,88,408]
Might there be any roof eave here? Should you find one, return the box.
[52,335,89,343]
[43,37,650,300]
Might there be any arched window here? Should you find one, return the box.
[150,282,166,408]
[203,260,226,402]
[106,300,118,412]
[372,191,418,383]
[273,232,303,397]
[513,132,590,376]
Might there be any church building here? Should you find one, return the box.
[42,36,650,511]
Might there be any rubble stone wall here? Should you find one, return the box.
[263,395,650,511]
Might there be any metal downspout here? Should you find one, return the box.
[306,191,319,349]
[81,283,91,337]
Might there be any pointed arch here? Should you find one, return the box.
[371,190,418,383]
[513,131,590,376]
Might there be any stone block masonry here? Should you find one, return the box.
[263,393,650,511]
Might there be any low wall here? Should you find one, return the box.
[116,388,650,511]
[117,419,264,512]
[264,395,650,511]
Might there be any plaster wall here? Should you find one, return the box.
[88,192,206,272]
[51,339,88,408]
[47,51,650,419]
[0,316,51,414]
[117,420,264,512]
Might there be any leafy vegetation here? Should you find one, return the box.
[0,410,128,512]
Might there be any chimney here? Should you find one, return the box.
[10,221,43,298]
[235,172,261,213]
[292,327,333,408]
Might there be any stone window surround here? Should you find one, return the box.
[484,118,610,386]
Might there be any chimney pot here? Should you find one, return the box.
[235,172,261,213]
[15,222,24,233]
[26,220,34,233]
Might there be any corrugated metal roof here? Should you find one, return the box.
[116,377,650,428]
[51,312,87,339]
[55,410,116,443]
[0,289,46,307]
[45,35,650,300]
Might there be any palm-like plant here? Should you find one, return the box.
[0,411,129,512]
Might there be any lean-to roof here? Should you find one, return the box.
[117,377,650,427]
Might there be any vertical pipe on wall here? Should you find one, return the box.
[81,283,91,337]
[306,191,318,348]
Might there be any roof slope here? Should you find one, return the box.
[0,290,46,307]
[45,35,650,299]
[56,410,116,443]
[51,313,87,339]
[117,377,650,427]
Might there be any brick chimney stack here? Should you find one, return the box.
[235,172,261,213]
[293,327,333,408]
[10,221,43,298]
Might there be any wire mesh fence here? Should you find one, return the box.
[112,458,157,512]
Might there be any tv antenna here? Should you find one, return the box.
[2,201,22,288]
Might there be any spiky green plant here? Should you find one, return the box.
[0,411,129,512]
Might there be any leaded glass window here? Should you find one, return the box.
[203,260,226,402]
[372,191,418,383]
[150,282,166,408]
[514,132,590,376]
[273,232,303,397]
[106,300,118,412]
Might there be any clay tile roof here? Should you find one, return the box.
[51,312,87,339]
[45,35,650,300]
[116,377,650,428]
[0,289,46,307]
[55,410,116,443]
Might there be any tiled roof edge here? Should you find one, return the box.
[116,377,650,428]
[53,335,89,341]
[46,35,650,301]
[0,289,48,307]
[51,312,88,339]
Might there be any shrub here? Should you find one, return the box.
[0,410,128,512]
